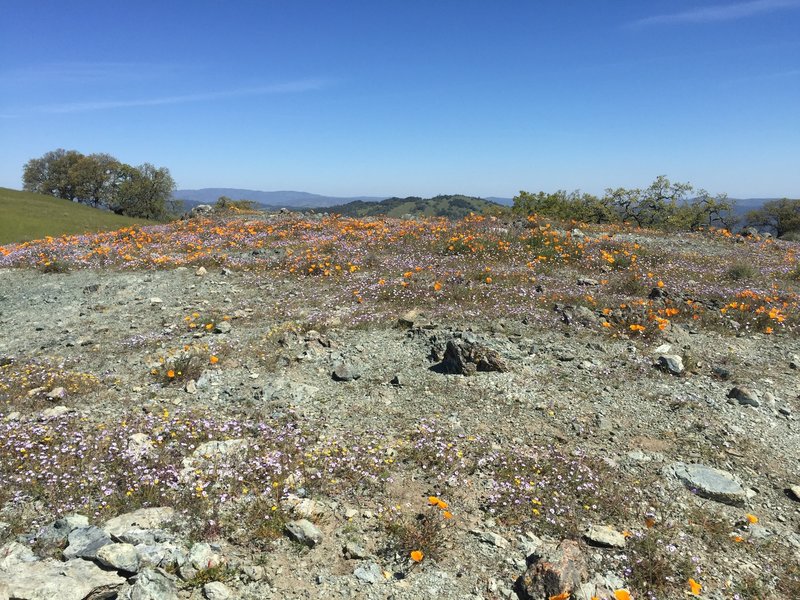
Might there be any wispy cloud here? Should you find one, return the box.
[34,79,330,114]
[0,62,187,86]
[631,0,800,27]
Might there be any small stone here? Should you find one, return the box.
[203,581,232,600]
[285,519,323,548]
[40,405,73,419]
[195,267,207,277]
[332,360,362,382]
[584,524,626,548]
[471,529,509,549]
[150,297,163,305]
[96,542,141,573]
[344,508,359,519]
[657,354,684,375]
[213,321,231,334]
[353,561,384,584]
[185,380,198,394]
[727,386,760,407]
[343,542,369,559]
[46,387,67,400]
[789,485,800,501]
[577,277,599,286]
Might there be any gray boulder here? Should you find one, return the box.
[0,558,125,600]
[670,462,747,506]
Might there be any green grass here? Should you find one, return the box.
[0,187,152,245]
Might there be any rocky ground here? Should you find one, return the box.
[0,212,799,599]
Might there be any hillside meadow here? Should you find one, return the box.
[0,187,151,245]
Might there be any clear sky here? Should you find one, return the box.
[1,0,798,198]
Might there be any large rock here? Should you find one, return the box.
[96,542,140,573]
[657,354,684,376]
[515,539,587,600]
[0,558,125,600]
[437,339,508,375]
[62,526,113,560]
[670,462,747,506]
[118,568,179,600]
[103,507,176,538]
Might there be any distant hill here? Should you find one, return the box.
[329,195,508,219]
[0,187,151,245]
[174,188,387,209]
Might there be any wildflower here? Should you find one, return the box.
[433,281,442,291]
[614,590,631,600]
[657,280,664,288]
[549,592,571,600]
[746,513,758,524]
[688,578,702,595]
[410,550,423,562]
[442,510,453,519]
[485,277,492,283]
[629,324,645,333]
[209,355,219,364]
[167,370,175,378]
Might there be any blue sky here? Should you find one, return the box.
[1,0,798,198]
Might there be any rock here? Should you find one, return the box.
[438,339,508,375]
[281,494,325,519]
[0,558,125,600]
[257,378,318,406]
[728,386,760,407]
[125,433,156,461]
[353,561,384,584]
[179,543,222,580]
[191,204,214,216]
[584,524,626,548]
[185,379,198,394]
[285,519,323,548]
[577,277,599,286]
[30,514,90,548]
[389,373,404,386]
[332,360,362,382]
[96,543,140,573]
[670,462,747,506]
[45,387,66,400]
[712,365,732,380]
[103,507,176,538]
[471,529,509,549]
[789,485,800,501]
[203,581,232,600]
[515,540,587,600]
[657,354,684,375]
[343,542,370,560]
[195,267,207,277]
[398,308,424,328]
[62,526,113,560]
[0,541,37,570]
[135,542,184,570]
[118,568,179,600]
[213,321,231,334]
[149,297,163,306]
[40,405,72,419]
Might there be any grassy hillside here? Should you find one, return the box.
[330,194,508,219]
[0,187,152,245]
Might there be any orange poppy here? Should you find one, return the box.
[410,550,423,562]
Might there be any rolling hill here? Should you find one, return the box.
[329,194,508,219]
[174,188,386,209]
[0,187,151,245]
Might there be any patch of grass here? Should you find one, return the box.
[625,531,693,598]
[724,262,758,281]
[383,503,453,564]
[0,187,151,245]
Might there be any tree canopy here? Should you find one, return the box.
[22,149,176,220]
[513,176,737,231]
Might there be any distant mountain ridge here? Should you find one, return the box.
[174,188,387,209]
